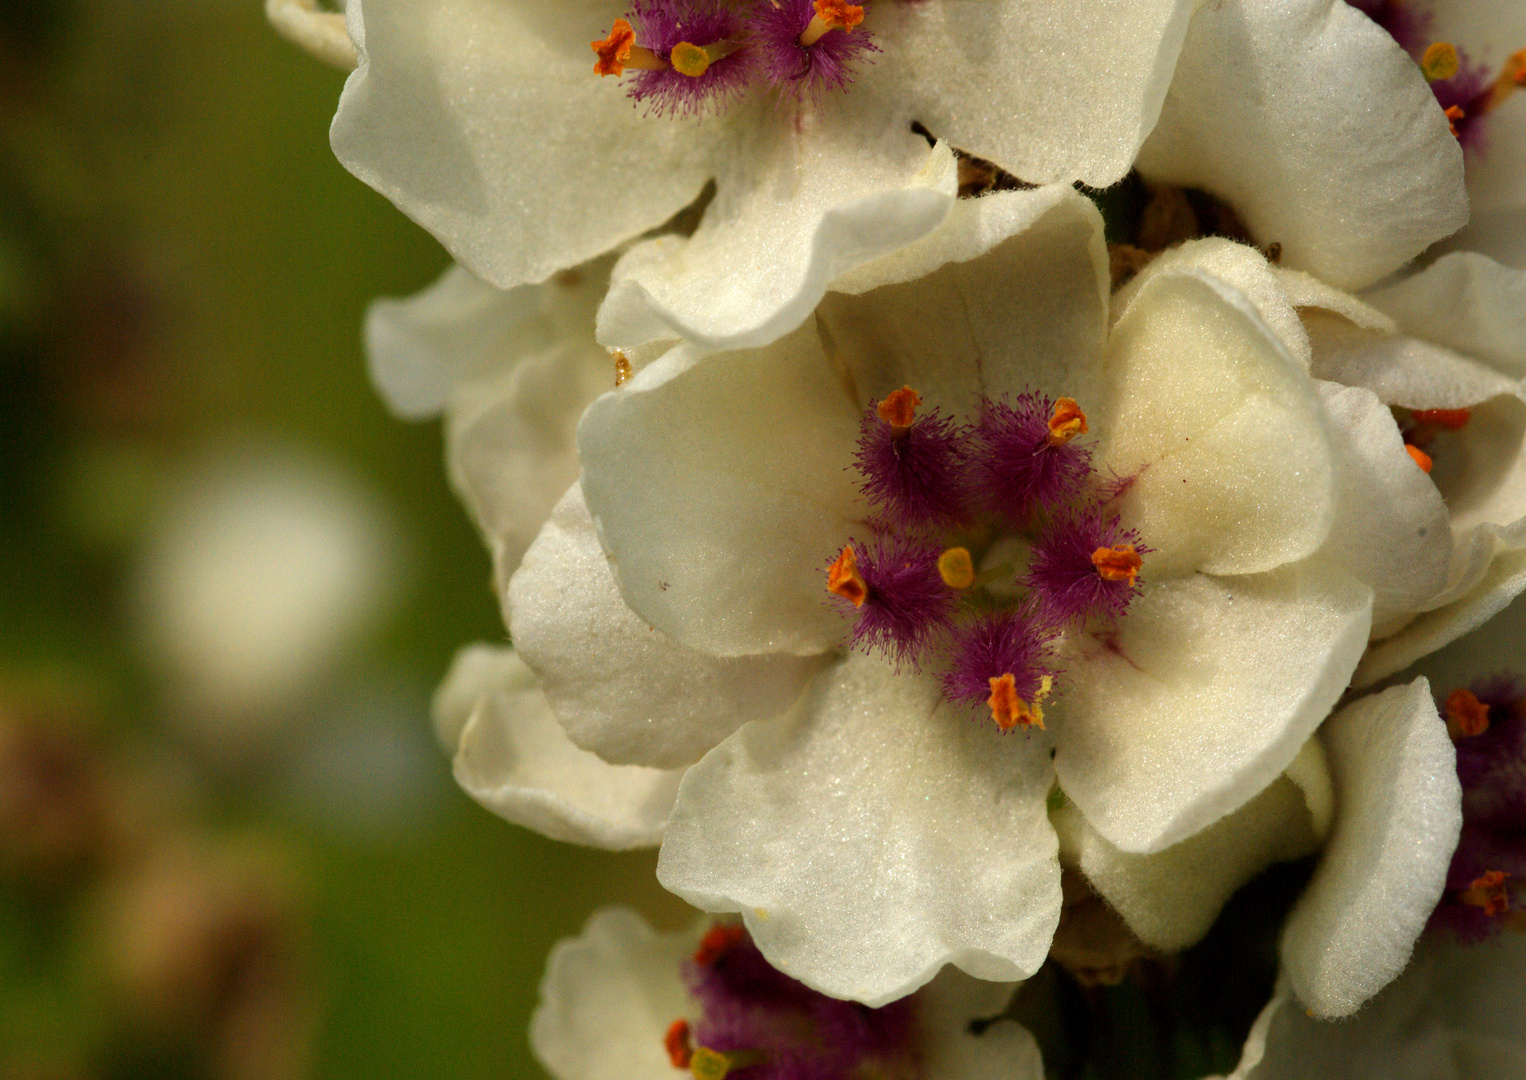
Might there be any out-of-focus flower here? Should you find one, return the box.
[482,188,1478,1006]
[131,444,400,756]
[531,907,1040,1080]
[329,0,1208,348]
[1213,927,1526,1079]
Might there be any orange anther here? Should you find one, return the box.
[1412,407,1471,430]
[1444,104,1465,138]
[1091,545,1142,586]
[693,924,746,966]
[592,19,635,76]
[1462,870,1510,917]
[876,387,920,433]
[988,674,1044,731]
[1046,398,1089,446]
[1445,688,1491,739]
[665,1019,695,1069]
[815,0,864,31]
[1405,444,1434,473]
[827,545,868,607]
[1510,48,1526,87]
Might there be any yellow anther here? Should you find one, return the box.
[613,350,632,387]
[670,41,711,77]
[988,673,1051,732]
[1421,41,1459,82]
[1091,545,1141,586]
[937,547,975,589]
[799,0,864,46]
[876,386,920,434]
[1045,398,1088,447]
[827,545,868,608]
[689,1047,731,1080]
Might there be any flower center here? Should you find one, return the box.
[662,922,920,1080]
[823,385,1151,731]
[589,0,879,115]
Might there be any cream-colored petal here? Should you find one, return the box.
[1054,559,1372,854]
[1363,253,1526,376]
[1100,268,1335,578]
[1069,774,1318,952]
[1306,312,1522,410]
[595,126,955,352]
[578,327,864,657]
[508,485,826,769]
[657,654,1062,1007]
[531,908,699,1080]
[451,649,684,849]
[1280,679,1461,1018]
[1137,0,1467,290]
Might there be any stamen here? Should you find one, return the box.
[1405,444,1434,472]
[1461,870,1510,917]
[799,0,864,47]
[665,1019,695,1069]
[613,350,633,387]
[1446,688,1491,739]
[1444,104,1465,138]
[1411,407,1471,430]
[1480,48,1526,115]
[938,547,975,589]
[1045,398,1089,447]
[876,385,920,436]
[827,544,868,608]
[669,39,743,77]
[693,924,747,966]
[988,672,1052,732]
[1091,545,1142,586]
[592,19,671,75]
[689,1047,730,1080]
[1421,41,1459,82]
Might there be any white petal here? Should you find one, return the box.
[1100,267,1336,579]
[657,654,1062,1007]
[1356,535,1526,688]
[332,0,724,289]
[578,326,864,657]
[1306,311,1521,410]
[1136,0,1467,290]
[531,908,698,1080]
[1274,268,1396,334]
[1112,238,1312,368]
[432,641,523,751]
[1436,395,1526,536]
[819,186,1110,413]
[595,128,956,351]
[915,969,1041,1080]
[1280,678,1462,1018]
[1069,775,1318,952]
[1054,559,1373,854]
[364,264,548,420]
[1363,253,1526,376]
[878,0,1198,187]
[509,485,825,769]
[452,649,683,849]
[1314,382,1452,632]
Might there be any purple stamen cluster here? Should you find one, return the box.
[828,388,1150,728]
[683,924,920,1080]
[829,535,954,669]
[1428,675,1526,943]
[748,0,880,98]
[971,393,1095,525]
[615,0,876,116]
[1427,49,1496,153]
[1026,509,1149,626]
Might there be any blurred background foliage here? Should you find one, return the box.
[0,2,682,1077]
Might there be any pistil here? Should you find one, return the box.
[799,0,864,46]
[592,19,671,75]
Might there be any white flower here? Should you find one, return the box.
[531,907,1041,1080]
[494,187,1466,1004]
[330,0,1205,347]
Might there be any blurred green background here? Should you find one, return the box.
[0,2,682,1077]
